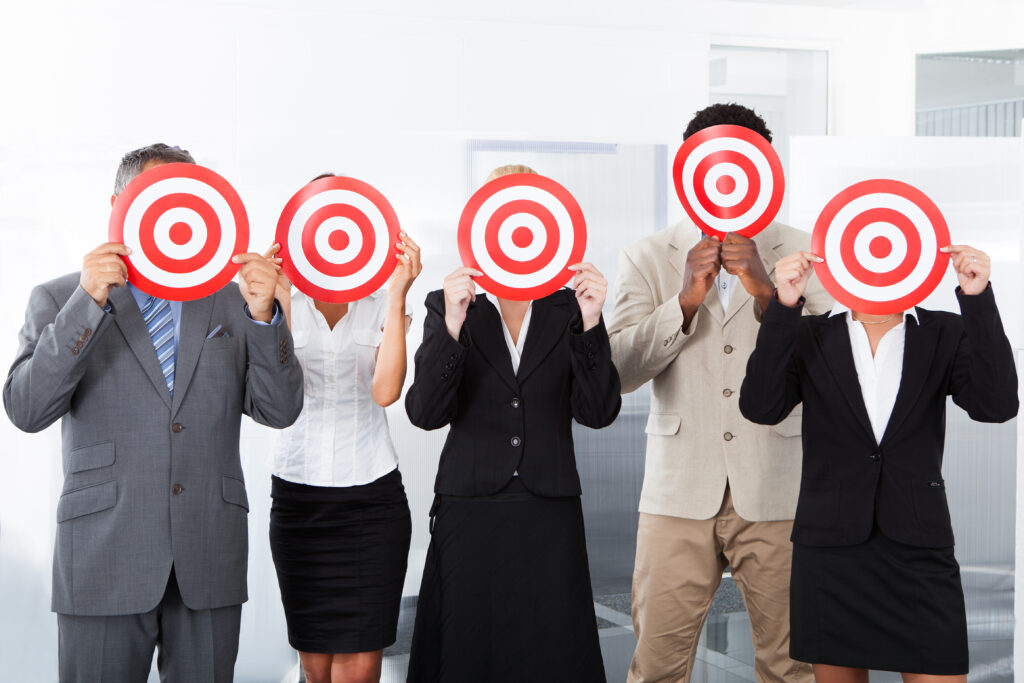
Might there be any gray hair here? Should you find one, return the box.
[113,143,196,195]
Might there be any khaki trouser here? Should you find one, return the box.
[629,486,812,683]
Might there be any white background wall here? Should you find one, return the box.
[2,0,1024,680]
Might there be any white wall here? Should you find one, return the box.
[2,0,1024,680]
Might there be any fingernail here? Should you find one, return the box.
[125,247,133,254]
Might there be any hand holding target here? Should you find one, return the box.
[774,251,823,308]
[458,173,587,301]
[940,245,991,295]
[443,266,482,340]
[673,124,784,240]
[568,262,607,331]
[109,163,249,301]
[276,176,401,304]
[812,179,950,315]
[388,232,423,301]
[80,242,131,307]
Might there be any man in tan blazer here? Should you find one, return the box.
[608,104,832,683]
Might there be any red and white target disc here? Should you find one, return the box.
[109,163,248,301]
[276,176,401,304]
[673,124,785,240]
[812,179,951,315]
[458,173,586,301]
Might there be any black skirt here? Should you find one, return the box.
[790,525,968,675]
[407,477,606,683]
[269,468,412,654]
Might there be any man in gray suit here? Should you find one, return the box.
[4,143,304,682]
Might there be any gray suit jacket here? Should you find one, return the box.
[4,274,304,616]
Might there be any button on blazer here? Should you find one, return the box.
[739,286,1018,548]
[405,288,621,497]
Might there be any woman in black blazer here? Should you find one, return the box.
[403,181,620,681]
[739,245,1018,682]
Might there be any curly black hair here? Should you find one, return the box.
[683,103,772,143]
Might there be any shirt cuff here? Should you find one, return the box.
[245,302,282,326]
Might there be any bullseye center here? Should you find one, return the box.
[168,222,192,246]
[716,175,737,195]
[868,235,892,259]
[328,230,350,251]
[511,226,533,249]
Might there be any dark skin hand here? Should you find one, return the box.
[678,236,722,332]
[720,232,773,313]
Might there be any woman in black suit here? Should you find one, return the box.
[404,167,620,683]
[739,244,1018,682]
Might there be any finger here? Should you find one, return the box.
[261,243,281,259]
[399,232,420,251]
[232,253,267,265]
[940,245,970,255]
[90,242,133,256]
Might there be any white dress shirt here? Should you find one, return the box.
[830,303,918,444]
[272,290,401,487]
[499,303,533,374]
[715,271,738,315]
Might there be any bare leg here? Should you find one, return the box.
[813,664,869,683]
[902,674,967,683]
[332,650,384,683]
[299,651,334,683]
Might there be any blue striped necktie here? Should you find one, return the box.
[142,295,175,396]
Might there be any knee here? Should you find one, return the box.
[303,669,332,683]
[336,661,381,683]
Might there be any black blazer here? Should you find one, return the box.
[739,285,1018,548]
[405,288,621,497]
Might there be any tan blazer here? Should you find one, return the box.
[608,220,833,522]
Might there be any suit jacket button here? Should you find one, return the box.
[869,452,881,461]
[511,436,522,447]
[724,345,734,354]
[663,339,670,347]
[723,432,734,441]
[172,484,183,495]
[83,328,92,337]
[449,353,458,361]
[723,389,733,397]
[511,398,521,408]
[70,347,79,356]
[171,423,184,433]
[441,372,449,380]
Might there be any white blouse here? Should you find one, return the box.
[830,304,918,445]
[272,290,401,487]
[499,302,533,374]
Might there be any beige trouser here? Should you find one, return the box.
[629,486,812,683]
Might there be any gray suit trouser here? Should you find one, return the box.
[57,568,241,683]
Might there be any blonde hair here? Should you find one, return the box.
[486,164,537,182]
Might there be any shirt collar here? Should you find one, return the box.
[828,301,918,322]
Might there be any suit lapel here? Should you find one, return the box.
[815,315,876,441]
[465,295,519,392]
[880,312,936,445]
[171,294,216,415]
[516,294,571,384]
[110,286,172,409]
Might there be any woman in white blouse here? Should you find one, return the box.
[265,197,422,683]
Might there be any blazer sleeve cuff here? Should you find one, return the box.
[763,291,805,326]
[955,283,997,315]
